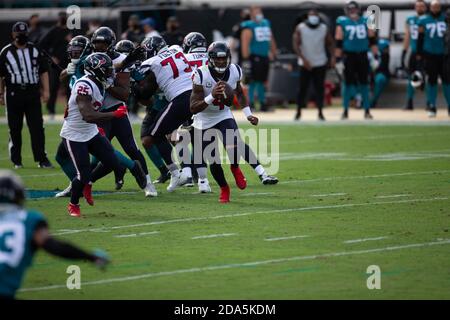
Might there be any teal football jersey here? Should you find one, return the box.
[418,14,447,55]
[241,19,272,57]
[69,57,87,90]
[406,15,420,53]
[0,207,46,297]
[337,15,370,53]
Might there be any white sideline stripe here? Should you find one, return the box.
[241,192,275,197]
[344,236,389,244]
[265,235,309,241]
[115,231,159,238]
[279,169,450,185]
[19,239,450,293]
[375,194,410,199]
[310,193,347,197]
[192,233,237,240]
[50,196,449,236]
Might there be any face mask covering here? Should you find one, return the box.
[16,34,28,45]
[255,14,264,22]
[431,11,441,18]
[307,15,320,26]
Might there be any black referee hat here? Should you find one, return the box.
[12,21,29,34]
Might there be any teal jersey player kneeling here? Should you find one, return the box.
[0,170,109,299]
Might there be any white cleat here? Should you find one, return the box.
[55,184,72,198]
[428,111,437,118]
[198,178,212,193]
[144,181,158,197]
[167,170,188,192]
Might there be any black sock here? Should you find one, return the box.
[210,164,228,187]
[70,179,84,205]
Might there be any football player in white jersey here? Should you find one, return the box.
[190,42,278,203]
[91,27,157,197]
[60,53,129,217]
[136,36,195,192]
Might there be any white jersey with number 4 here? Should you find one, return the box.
[191,64,242,130]
[140,45,192,102]
[60,76,104,142]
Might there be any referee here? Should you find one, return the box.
[0,22,53,169]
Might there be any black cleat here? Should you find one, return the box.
[114,166,126,190]
[341,109,348,120]
[294,109,301,121]
[153,168,171,184]
[38,159,53,168]
[259,174,279,185]
[130,160,147,189]
[364,110,373,120]
[403,99,414,110]
[318,111,325,121]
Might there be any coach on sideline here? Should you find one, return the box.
[0,22,53,169]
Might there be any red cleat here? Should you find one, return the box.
[219,185,230,203]
[68,203,81,217]
[230,165,247,190]
[83,183,94,206]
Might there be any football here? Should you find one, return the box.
[216,81,235,106]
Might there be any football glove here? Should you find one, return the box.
[242,59,252,78]
[121,47,146,71]
[335,59,345,78]
[92,249,110,270]
[67,62,77,75]
[113,105,128,118]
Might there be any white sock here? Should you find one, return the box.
[254,165,265,176]
[197,167,207,180]
[182,166,192,178]
[168,163,179,173]
[146,175,151,184]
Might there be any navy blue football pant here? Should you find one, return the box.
[62,133,121,205]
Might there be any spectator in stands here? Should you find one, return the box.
[86,19,101,39]
[241,6,277,112]
[39,11,72,119]
[121,14,145,45]
[141,17,159,38]
[292,9,334,121]
[28,14,44,44]
[161,16,184,46]
[231,8,251,65]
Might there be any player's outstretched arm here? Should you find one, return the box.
[33,223,109,269]
[77,94,127,123]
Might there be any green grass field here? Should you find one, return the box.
[1,121,449,299]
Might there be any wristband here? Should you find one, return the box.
[204,94,214,105]
[242,106,252,118]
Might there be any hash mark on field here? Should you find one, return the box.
[19,239,450,293]
[114,231,159,238]
[50,196,449,236]
[242,192,275,197]
[344,236,389,244]
[192,233,237,240]
[375,194,410,199]
[310,193,347,197]
[265,235,309,241]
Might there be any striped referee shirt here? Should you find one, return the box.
[0,42,49,86]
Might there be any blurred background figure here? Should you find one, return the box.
[370,38,391,109]
[231,8,251,65]
[121,14,144,45]
[39,11,72,119]
[28,14,44,44]
[293,8,334,121]
[141,17,159,39]
[402,0,428,110]
[161,16,184,46]
[417,0,450,117]
[241,6,277,112]
[86,19,101,39]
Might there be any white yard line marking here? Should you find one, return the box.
[344,236,389,244]
[241,192,275,197]
[50,196,449,237]
[375,194,410,199]
[114,231,159,238]
[192,233,237,240]
[280,169,450,185]
[310,193,347,197]
[265,235,309,241]
[19,239,450,293]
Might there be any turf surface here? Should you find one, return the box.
[1,121,449,299]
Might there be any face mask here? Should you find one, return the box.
[15,34,28,45]
[255,14,264,22]
[308,15,320,26]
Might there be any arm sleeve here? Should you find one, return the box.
[41,237,96,261]
[38,49,49,74]
[0,51,6,77]
[192,69,203,86]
